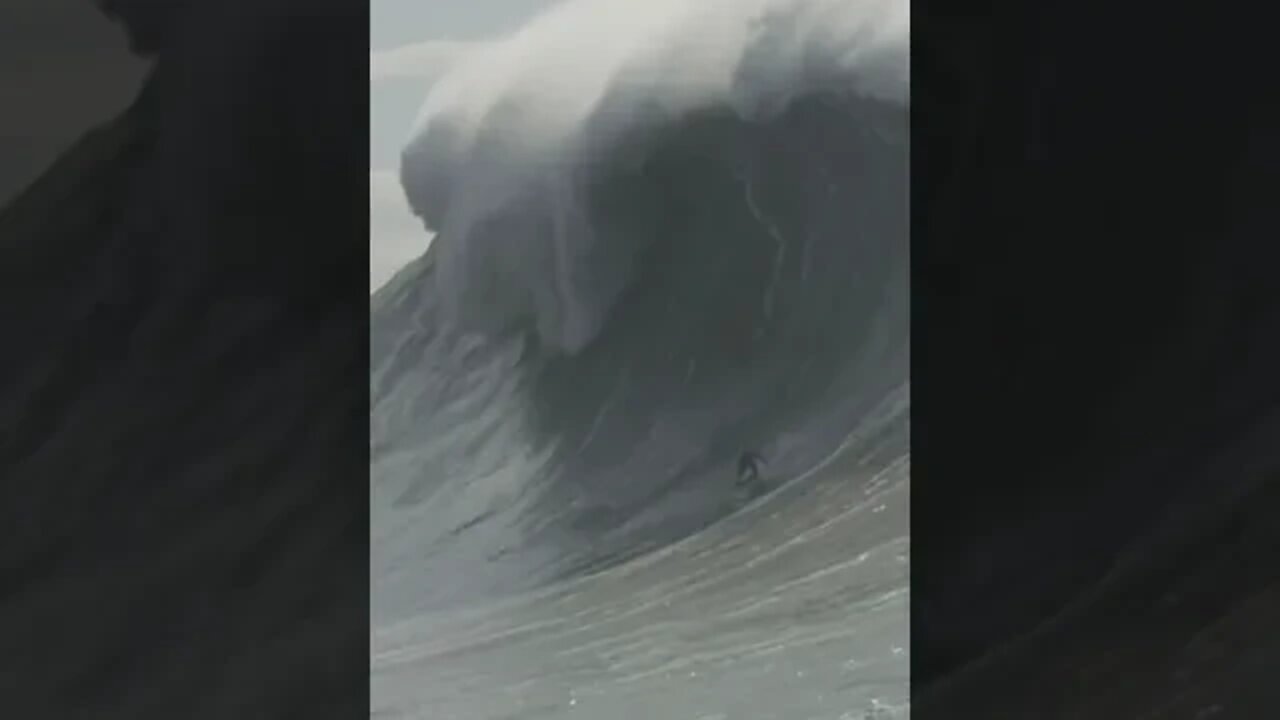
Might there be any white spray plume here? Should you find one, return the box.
[401,0,908,352]
[371,41,475,83]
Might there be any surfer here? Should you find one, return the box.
[737,450,767,488]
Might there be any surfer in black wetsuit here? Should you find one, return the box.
[737,450,767,488]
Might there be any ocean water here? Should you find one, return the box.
[371,1,909,716]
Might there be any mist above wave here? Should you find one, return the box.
[399,0,909,354]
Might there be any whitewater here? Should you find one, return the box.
[371,0,909,717]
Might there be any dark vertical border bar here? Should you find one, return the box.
[912,5,1280,718]
[0,1,370,717]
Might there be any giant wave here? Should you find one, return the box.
[371,0,909,630]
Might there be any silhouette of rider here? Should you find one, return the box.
[737,450,767,486]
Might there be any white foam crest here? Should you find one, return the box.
[400,0,909,353]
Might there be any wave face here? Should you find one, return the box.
[372,1,908,714]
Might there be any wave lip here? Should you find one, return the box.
[399,0,909,354]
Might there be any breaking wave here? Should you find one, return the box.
[371,0,909,622]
